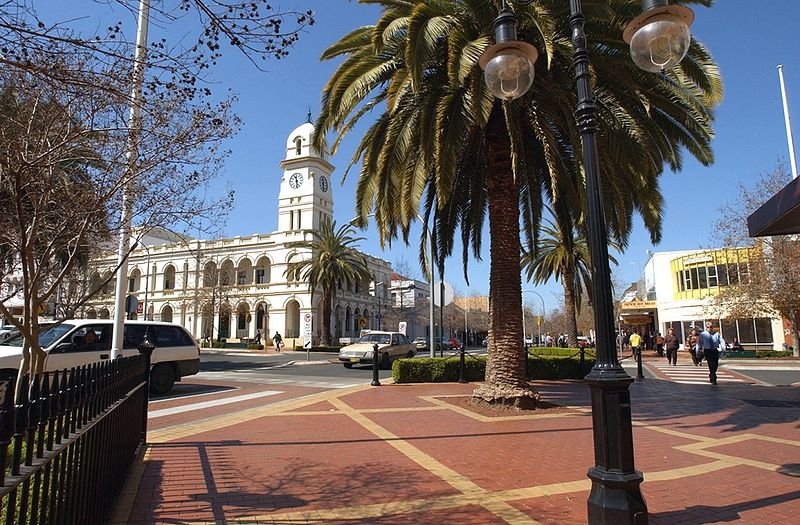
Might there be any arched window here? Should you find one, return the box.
[161,305,173,323]
[203,262,217,288]
[255,257,271,284]
[163,264,176,290]
[345,307,352,334]
[220,260,235,286]
[236,258,253,286]
[294,136,302,155]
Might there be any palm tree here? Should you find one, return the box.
[285,218,373,346]
[313,0,721,407]
[522,208,618,348]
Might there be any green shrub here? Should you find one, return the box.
[756,350,796,358]
[247,344,264,350]
[392,354,595,383]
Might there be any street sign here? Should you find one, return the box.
[398,321,407,335]
[535,315,543,326]
[432,281,455,307]
[302,312,313,349]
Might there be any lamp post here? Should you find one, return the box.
[480,1,694,522]
[523,290,546,347]
[135,242,152,321]
[374,280,384,330]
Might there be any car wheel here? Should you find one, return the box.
[406,350,414,359]
[149,363,176,395]
[380,352,391,370]
[343,363,353,369]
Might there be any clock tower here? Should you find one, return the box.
[277,119,335,233]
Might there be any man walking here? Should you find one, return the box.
[698,322,722,384]
[629,329,642,362]
[664,328,679,365]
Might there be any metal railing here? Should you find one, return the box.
[0,355,149,524]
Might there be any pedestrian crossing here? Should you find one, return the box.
[649,361,749,385]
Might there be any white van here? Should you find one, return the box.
[0,320,200,395]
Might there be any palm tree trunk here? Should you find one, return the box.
[563,267,579,347]
[473,104,539,409]
[321,287,333,346]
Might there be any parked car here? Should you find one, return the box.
[338,331,416,369]
[481,337,488,347]
[413,336,429,351]
[0,320,200,395]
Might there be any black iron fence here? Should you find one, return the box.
[0,355,149,524]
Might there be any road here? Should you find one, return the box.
[146,350,797,432]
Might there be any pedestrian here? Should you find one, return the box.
[655,332,665,357]
[730,337,743,352]
[254,329,262,345]
[664,328,679,365]
[698,321,722,385]
[273,331,283,352]
[629,329,642,362]
[687,328,700,366]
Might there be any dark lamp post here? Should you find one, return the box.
[478,10,538,100]
[623,0,694,73]
[479,0,696,523]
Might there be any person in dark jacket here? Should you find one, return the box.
[664,328,680,365]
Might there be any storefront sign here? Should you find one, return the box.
[620,300,657,311]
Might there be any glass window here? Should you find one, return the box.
[237,271,247,285]
[164,265,175,290]
[683,270,691,291]
[128,277,135,293]
[739,262,749,283]
[698,266,708,289]
[728,264,739,285]
[665,321,683,343]
[155,325,193,347]
[721,319,737,342]
[717,264,728,286]
[690,267,699,290]
[123,324,149,349]
[256,269,265,284]
[707,266,718,287]
[754,318,773,343]
[737,318,756,344]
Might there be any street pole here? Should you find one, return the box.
[428,227,436,358]
[112,0,150,358]
[479,0,696,520]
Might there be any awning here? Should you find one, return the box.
[747,176,800,237]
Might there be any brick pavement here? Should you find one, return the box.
[113,372,800,524]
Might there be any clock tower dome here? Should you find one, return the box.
[277,118,335,233]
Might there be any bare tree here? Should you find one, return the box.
[0,44,235,387]
[708,164,799,356]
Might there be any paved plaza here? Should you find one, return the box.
[113,356,799,524]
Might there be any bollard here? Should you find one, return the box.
[636,347,644,379]
[458,344,467,383]
[371,343,381,386]
[137,334,155,443]
[579,347,585,376]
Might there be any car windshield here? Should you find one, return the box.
[358,333,391,345]
[2,323,74,348]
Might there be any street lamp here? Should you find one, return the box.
[522,290,546,347]
[480,1,694,522]
[373,280,384,330]
[135,242,152,320]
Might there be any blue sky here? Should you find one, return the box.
[40,1,800,314]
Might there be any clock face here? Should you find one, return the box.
[319,175,328,192]
[289,173,303,189]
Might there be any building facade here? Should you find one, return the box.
[620,248,786,351]
[85,121,403,347]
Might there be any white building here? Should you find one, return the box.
[85,120,411,348]
[620,248,786,351]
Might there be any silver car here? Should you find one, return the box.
[339,331,416,369]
